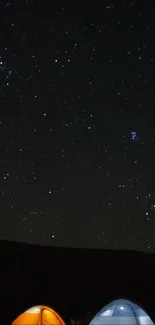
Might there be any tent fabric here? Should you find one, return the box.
[89,299,155,325]
[24,306,41,314]
[12,305,66,325]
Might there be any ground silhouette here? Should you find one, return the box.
[0,239,155,324]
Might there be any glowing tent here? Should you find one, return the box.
[89,299,154,325]
[11,305,66,325]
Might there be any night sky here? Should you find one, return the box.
[1,0,155,253]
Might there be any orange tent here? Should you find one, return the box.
[12,305,66,325]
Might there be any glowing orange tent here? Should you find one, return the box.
[11,305,66,325]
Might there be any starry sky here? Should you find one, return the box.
[1,0,155,253]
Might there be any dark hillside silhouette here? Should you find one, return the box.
[0,239,155,324]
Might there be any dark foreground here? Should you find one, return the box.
[0,240,155,324]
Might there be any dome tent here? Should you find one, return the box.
[11,305,66,325]
[89,299,154,325]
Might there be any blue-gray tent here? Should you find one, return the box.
[89,299,154,325]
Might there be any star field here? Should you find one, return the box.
[0,0,155,252]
